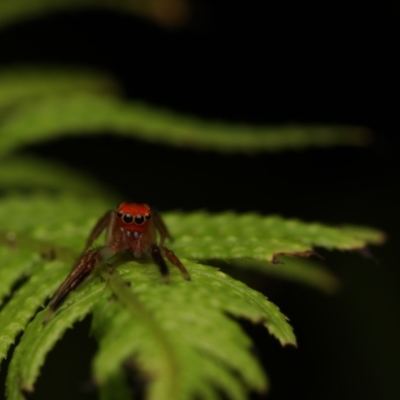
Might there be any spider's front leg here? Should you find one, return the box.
[44,247,113,323]
[149,244,191,282]
[150,244,170,283]
[81,210,116,254]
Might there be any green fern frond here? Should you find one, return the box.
[166,212,384,259]
[0,66,370,157]
[222,257,341,294]
[92,260,275,400]
[0,156,119,200]
[0,67,118,109]
[0,193,384,399]
[5,274,106,399]
[0,92,370,157]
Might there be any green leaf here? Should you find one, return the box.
[0,66,118,109]
[91,260,275,400]
[0,246,38,308]
[0,259,68,361]
[218,257,341,294]
[0,194,108,364]
[0,233,82,362]
[166,212,384,261]
[0,92,370,157]
[6,274,107,397]
[0,156,119,200]
[0,193,384,399]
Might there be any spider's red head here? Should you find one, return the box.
[116,202,152,232]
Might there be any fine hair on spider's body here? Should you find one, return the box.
[45,202,190,321]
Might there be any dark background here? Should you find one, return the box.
[1,2,399,399]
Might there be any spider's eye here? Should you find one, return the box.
[123,214,133,224]
[134,215,145,225]
[117,211,123,218]
[145,213,151,220]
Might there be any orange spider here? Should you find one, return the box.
[46,202,190,316]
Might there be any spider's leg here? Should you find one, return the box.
[150,244,170,283]
[152,209,173,245]
[162,247,191,280]
[44,247,108,323]
[82,210,116,253]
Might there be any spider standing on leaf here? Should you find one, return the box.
[45,202,190,322]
